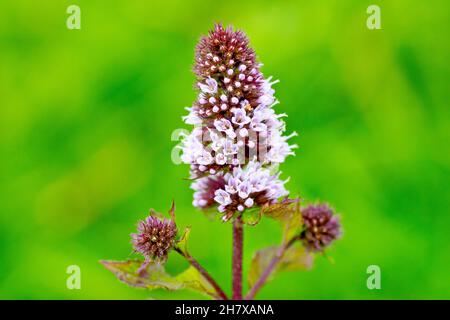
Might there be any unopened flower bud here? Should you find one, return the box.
[131,215,177,261]
[300,204,341,252]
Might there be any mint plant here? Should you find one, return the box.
[102,24,341,300]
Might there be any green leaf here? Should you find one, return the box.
[278,245,313,272]
[248,246,278,288]
[248,244,313,288]
[261,197,302,244]
[176,226,191,255]
[168,200,176,221]
[101,259,219,299]
[260,198,296,221]
[100,260,183,290]
[176,266,221,300]
[282,209,302,244]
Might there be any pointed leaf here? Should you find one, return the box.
[176,226,191,255]
[261,197,302,244]
[248,244,313,288]
[277,246,313,272]
[168,200,176,221]
[100,260,183,290]
[176,266,221,300]
[248,246,278,288]
[101,258,219,299]
[282,208,302,244]
[260,198,297,221]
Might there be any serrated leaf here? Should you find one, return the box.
[101,259,220,299]
[282,209,302,244]
[277,245,313,272]
[176,266,221,300]
[261,197,302,244]
[260,198,296,221]
[248,246,278,288]
[248,244,313,288]
[100,260,183,290]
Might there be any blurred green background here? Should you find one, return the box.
[1,0,449,299]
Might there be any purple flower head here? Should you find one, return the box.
[131,210,178,261]
[180,24,297,221]
[300,204,341,252]
[180,25,296,177]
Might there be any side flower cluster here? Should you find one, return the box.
[131,215,177,262]
[180,24,297,221]
[300,204,341,252]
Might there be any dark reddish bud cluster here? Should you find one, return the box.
[300,204,341,252]
[193,24,264,121]
[131,215,177,261]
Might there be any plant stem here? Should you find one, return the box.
[232,216,244,300]
[245,236,299,300]
[175,247,228,300]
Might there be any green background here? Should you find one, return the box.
[1,0,449,299]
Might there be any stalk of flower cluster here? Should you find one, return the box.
[232,217,243,299]
[180,24,297,300]
[174,247,229,300]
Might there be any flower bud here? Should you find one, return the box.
[300,204,341,252]
[131,215,177,261]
